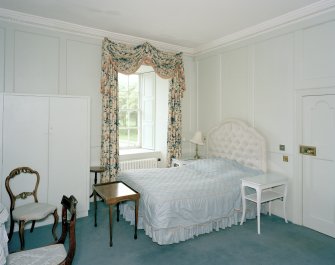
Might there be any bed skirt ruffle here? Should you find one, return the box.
[120,202,260,245]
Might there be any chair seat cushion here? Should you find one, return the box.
[12,203,57,222]
[7,244,66,265]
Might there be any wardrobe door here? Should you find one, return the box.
[48,96,90,216]
[0,94,3,201]
[1,95,49,209]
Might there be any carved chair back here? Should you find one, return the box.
[5,167,40,212]
[58,195,78,265]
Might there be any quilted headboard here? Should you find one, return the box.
[206,119,267,172]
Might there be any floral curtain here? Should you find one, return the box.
[100,37,186,181]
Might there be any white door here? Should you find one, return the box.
[0,94,3,201]
[1,95,49,208]
[48,96,90,216]
[302,94,335,237]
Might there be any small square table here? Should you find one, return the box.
[93,181,140,247]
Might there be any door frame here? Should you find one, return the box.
[295,87,335,226]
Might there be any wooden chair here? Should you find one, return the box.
[7,195,78,265]
[5,167,59,250]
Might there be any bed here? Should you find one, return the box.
[117,119,267,245]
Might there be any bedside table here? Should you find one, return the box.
[240,172,288,234]
[171,158,194,167]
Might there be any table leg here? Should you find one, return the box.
[134,199,138,240]
[117,203,120,222]
[240,184,246,225]
[109,205,113,247]
[257,188,261,235]
[94,190,97,227]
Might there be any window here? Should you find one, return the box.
[118,74,140,148]
[118,71,156,150]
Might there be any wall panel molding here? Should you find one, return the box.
[13,30,60,94]
[300,20,335,88]
[0,27,5,92]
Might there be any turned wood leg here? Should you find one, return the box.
[52,209,59,241]
[19,220,25,250]
[8,218,14,242]
[30,221,36,233]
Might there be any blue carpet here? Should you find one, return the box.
[8,202,335,265]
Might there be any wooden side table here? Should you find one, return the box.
[89,166,106,198]
[93,181,140,247]
[240,172,288,234]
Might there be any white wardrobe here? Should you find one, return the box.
[0,94,90,222]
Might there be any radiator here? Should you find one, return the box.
[120,158,158,171]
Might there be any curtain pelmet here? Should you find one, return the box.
[100,38,186,181]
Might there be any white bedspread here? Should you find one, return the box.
[118,158,262,245]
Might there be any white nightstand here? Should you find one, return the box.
[171,158,194,167]
[240,172,288,234]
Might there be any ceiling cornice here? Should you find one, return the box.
[0,7,195,56]
[0,1,334,57]
[195,0,335,55]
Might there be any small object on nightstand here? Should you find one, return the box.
[190,131,204,159]
[240,172,288,234]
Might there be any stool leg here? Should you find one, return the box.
[90,172,99,198]
[94,190,97,227]
[283,184,288,223]
[240,185,246,225]
[257,188,261,235]
[94,172,98,184]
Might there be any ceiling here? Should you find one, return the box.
[0,0,327,49]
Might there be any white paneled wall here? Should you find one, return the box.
[0,21,102,167]
[0,28,4,92]
[66,39,102,164]
[195,11,335,224]
[253,33,294,155]
[14,31,60,94]
[301,21,335,88]
[0,20,197,168]
[221,47,251,123]
[197,55,221,132]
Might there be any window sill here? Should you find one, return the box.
[119,149,161,161]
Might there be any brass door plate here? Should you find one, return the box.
[299,145,316,156]
[283,155,288,162]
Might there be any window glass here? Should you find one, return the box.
[118,73,140,148]
[129,111,138,127]
[119,111,127,127]
[129,129,138,146]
